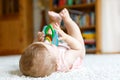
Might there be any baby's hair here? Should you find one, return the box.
[19,42,57,77]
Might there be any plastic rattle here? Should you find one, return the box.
[43,24,59,46]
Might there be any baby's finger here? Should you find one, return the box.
[38,36,44,42]
[38,32,44,37]
[41,37,44,42]
[39,31,44,34]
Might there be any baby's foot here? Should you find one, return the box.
[59,8,72,22]
[48,11,62,25]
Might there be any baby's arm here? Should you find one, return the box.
[58,8,85,59]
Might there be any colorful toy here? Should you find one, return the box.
[43,24,59,46]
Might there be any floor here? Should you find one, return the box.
[0,54,120,80]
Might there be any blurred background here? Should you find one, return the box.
[0,0,120,55]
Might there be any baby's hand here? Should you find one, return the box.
[53,23,66,41]
[37,32,45,42]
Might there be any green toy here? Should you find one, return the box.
[43,24,59,46]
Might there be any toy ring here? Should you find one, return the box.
[43,24,59,46]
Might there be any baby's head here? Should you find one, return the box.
[19,42,57,77]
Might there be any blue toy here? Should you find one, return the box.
[43,24,59,46]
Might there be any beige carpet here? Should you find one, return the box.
[0,54,120,80]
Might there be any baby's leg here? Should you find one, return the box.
[48,11,62,26]
[59,9,85,66]
[59,8,84,44]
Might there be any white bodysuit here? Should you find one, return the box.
[57,42,82,72]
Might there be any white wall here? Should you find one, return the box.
[33,0,49,39]
[101,0,120,52]
[33,0,41,39]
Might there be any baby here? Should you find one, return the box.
[19,8,85,77]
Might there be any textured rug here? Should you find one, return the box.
[0,54,120,80]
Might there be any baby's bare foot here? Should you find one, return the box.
[59,8,72,22]
[48,11,62,25]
